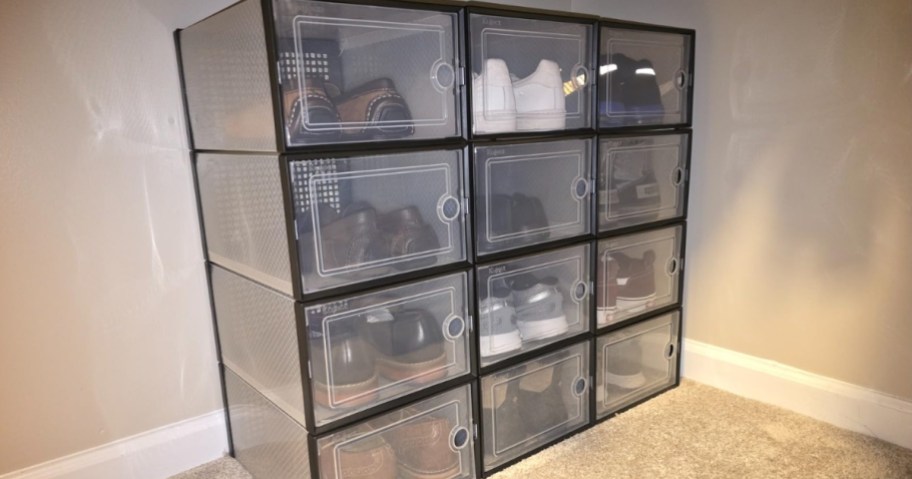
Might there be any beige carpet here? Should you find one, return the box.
[172,381,912,479]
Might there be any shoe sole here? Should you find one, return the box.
[398,462,460,479]
[517,314,568,341]
[597,307,617,326]
[312,372,379,410]
[375,351,449,385]
[516,114,566,131]
[473,113,516,134]
[604,369,648,390]
[616,293,657,313]
[479,330,523,357]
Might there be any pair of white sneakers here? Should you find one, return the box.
[473,58,566,134]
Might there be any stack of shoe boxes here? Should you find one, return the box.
[177,1,692,478]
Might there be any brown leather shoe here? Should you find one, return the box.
[283,82,342,143]
[318,203,383,273]
[332,78,415,139]
[378,206,440,270]
[385,414,460,479]
[319,435,397,479]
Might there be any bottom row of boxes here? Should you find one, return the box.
[225,311,680,479]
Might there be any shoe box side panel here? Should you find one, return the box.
[179,0,278,152]
[225,368,312,479]
[595,309,680,419]
[197,153,295,296]
[212,265,307,426]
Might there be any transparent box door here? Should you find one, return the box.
[597,225,682,327]
[305,272,471,427]
[481,341,590,471]
[599,132,689,232]
[596,311,680,418]
[469,13,594,134]
[476,244,591,367]
[290,149,468,295]
[316,385,476,479]
[599,26,693,128]
[273,0,463,146]
[475,138,593,255]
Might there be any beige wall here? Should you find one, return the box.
[0,0,233,474]
[1,0,910,475]
[573,0,912,399]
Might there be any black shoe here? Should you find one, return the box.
[309,320,378,409]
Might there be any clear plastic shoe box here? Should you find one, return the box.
[474,138,593,255]
[476,244,592,368]
[480,340,590,471]
[225,368,477,479]
[596,225,683,328]
[596,310,680,418]
[599,24,694,129]
[196,148,469,298]
[316,384,476,479]
[212,264,472,431]
[468,11,596,135]
[179,0,464,151]
[598,132,690,232]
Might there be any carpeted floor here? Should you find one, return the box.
[171,381,912,479]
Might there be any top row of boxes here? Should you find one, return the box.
[180,0,694,152]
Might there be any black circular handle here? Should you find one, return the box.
[439,196,461,222]
[675,70,688,89]
[444,315,465,341]
[665,343,676,359]
[573,377,588,396]
[451,426,470,450]
[433,62,455,90]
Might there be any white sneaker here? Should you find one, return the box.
[512,59,566,131]
[473,58,516,134]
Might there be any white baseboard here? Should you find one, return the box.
[0,410,229,479]
[682,339,912,451]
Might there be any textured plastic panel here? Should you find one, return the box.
[304,272,472,428]
[272,0,462,147]
[316,384,476,479]
[476,244,591,367]
[212,265,303,425]
[225,369,311,479]
[180,0,277,152]
[599,133,689,232]
[290,149,468,295]
[596,310,680,418]
[474,138,593,255]
[469,13,594,134]
[599,27,692,128]
[481,341,590,471]
[197,153,293,295]
[597,225,682,327]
